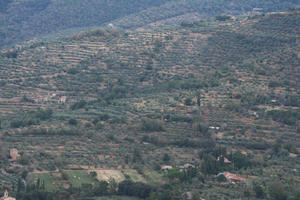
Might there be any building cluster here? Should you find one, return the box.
[161,163,195,172]
[36,93,67,104]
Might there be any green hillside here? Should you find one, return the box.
[1,0,300,49]
[0,10,299,200]
[0,0,173,48]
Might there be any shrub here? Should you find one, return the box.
[141,119,164,132]
[163,153,171,162]
[94,181,109,196]
[89,171,97,178]
[70,100,87,110]
[164,114,193,123]
[60,169,69,180]
[34,109,53,120]
[185,98,193,106]
[253,183,265,198]
[118,180,153,198]
[68,119,78,126]
[18,155,30,165]
[20,128,80,136]
[181,21,195,27]
[225,102,243,112]
[267,110,300,125]
[231,150,251,169]
[10,109,53,128]
[216,15,231,21]
[284,95,300,107]
[67,68,79,74]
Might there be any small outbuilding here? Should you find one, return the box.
[9,148,20,161]
[161,165,173,171]
[217,172,245,183]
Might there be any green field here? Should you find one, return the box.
[28,170,98,191]
[27,169,163,192]
[27,172,61,192]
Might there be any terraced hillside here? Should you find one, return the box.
[0,10,299,200]
[1,0,300,49]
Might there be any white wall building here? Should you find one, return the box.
[0,190,16,200]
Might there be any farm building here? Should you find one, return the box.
[9,149,19,161]
[59,96,67,104]
[217,156,231,164]
[179,163,195,169]
[217,172,245,183]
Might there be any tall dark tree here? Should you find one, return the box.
[269,182,288,200]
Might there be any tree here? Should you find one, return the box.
[70,100,87,110]
[94,181,109,196]
[269,182,288,200]
[133,148,142,163]
[0,142,8,162]
[194,121,209,136]
[181,20,195,27]
[108,178,117,194]
[163,153,171,163]
[149,184,182,200]
[17,178,25,193]
[253,182,265,198]
[197,94,201,107]
[118,180,153,198]
[68,118,78,126]
[231,150,251,169]
[185,98,193,106]
[18,154,30,165]
[201,154,218,175]
[21,171,28,179]
[292,190,300,200]
[217,174,227,182]
[272,140,282,155]
[89,171,97,178]
[60,169,69,180]
[141,119,164,132]
[215,15,231,21]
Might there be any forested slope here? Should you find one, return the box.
[0,0,299,48]
[0,0,173,48]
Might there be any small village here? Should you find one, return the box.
[1,147,248,200]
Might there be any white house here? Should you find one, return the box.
[161,165,173,171]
